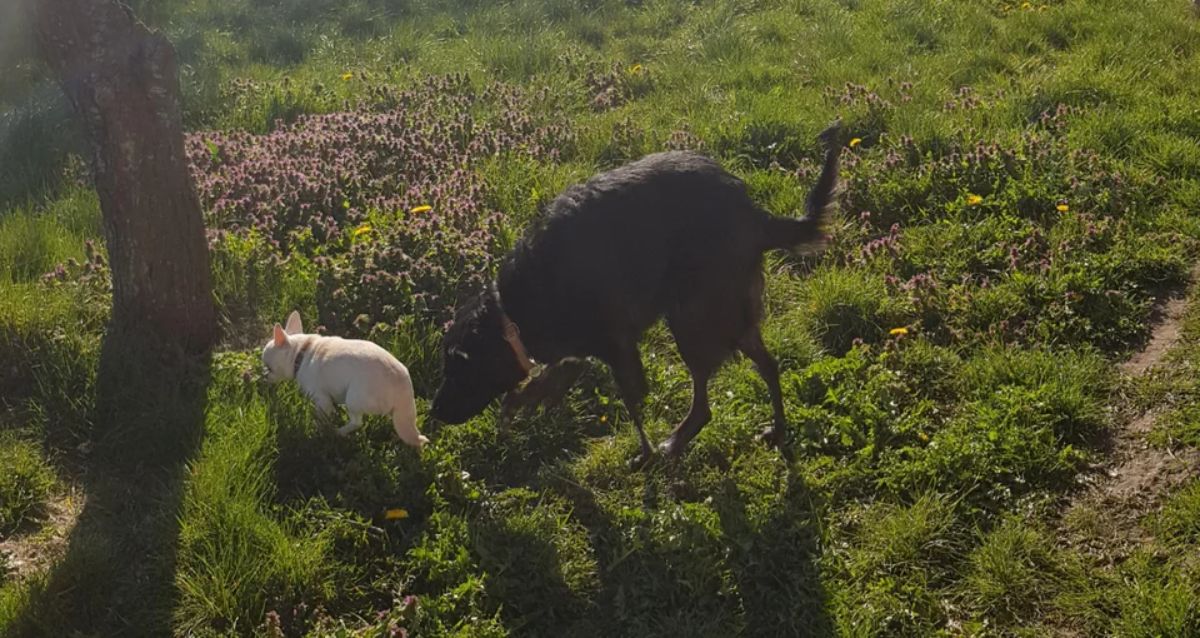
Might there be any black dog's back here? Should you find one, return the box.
[499,151,804,359]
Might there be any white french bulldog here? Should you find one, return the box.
[261,310,428,448]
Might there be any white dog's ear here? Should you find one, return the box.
[273,323,289,347]
[285,310,303,335]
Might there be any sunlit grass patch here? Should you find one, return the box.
[0,435,55,535]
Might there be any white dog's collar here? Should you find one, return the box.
[292,340,312,378]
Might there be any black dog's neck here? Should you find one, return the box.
[496,223,595,366]
[493,285,536,373]
[496,259,556,364]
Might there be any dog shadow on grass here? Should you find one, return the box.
[710,470,834,636]
[427,362,835,636]
[466,489,600,636]
[542,453,835,638]
[6,329,212,636]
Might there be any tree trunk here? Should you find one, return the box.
[32,0,216,353]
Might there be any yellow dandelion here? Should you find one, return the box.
[1020,1,1032,9]
[352,224,372,238]
[341,71,353,81]
[384,508,409,520]
[889,327,909,336]
[629,63,644,75]
[1056,200,1070,212]
[848,137,863,148]
[966,194,983,206]
[410,204,432,214]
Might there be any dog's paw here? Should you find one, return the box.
[757,425,785,448]
[628,450,656,471]
[658,436,684,459]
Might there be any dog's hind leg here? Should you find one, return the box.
[659,320,727,459]
[391,398,428,449]
[739,327,787,448]
[601,344,653,468]
[659,284,746,458]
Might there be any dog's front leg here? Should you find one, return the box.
[534,359,589,408]
[496,377,543,431]
[337,412,363,437]
[498,391,524,433]
[312,393,339,430]
[603,345,653,469]
[497,359,589,431]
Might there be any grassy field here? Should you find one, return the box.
[3,0,1200,635]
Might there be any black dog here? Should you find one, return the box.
[431,123,842,466]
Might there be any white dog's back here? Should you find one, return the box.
[296,336,406,408]
[262,312,426,448]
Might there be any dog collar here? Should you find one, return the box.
[498,312,536,375]
[292,339,312,378]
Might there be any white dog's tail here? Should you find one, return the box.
[392,371,428,449]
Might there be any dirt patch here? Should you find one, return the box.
[1061,271,1200,560]
[0,486,84,583]
[1119,295,1189,377]
[1104,444,1200,503]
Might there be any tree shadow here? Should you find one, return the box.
[6,327,211,636]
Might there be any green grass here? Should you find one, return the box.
[960,517,1066,631]
[174,387,336,635]
[0,435,55,535]
[0,188,99,284]
[3,0,1200,635]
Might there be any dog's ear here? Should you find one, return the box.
[285,310,303,335]
[273,323,289,347]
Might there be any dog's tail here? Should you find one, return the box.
[760,120,843,251]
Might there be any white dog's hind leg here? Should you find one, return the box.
[391,380,427,449]
[392,411,427,448]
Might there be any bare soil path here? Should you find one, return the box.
[0,487,84,582]
[1064,269,1200,560]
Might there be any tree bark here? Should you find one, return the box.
[32,0,216,353]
